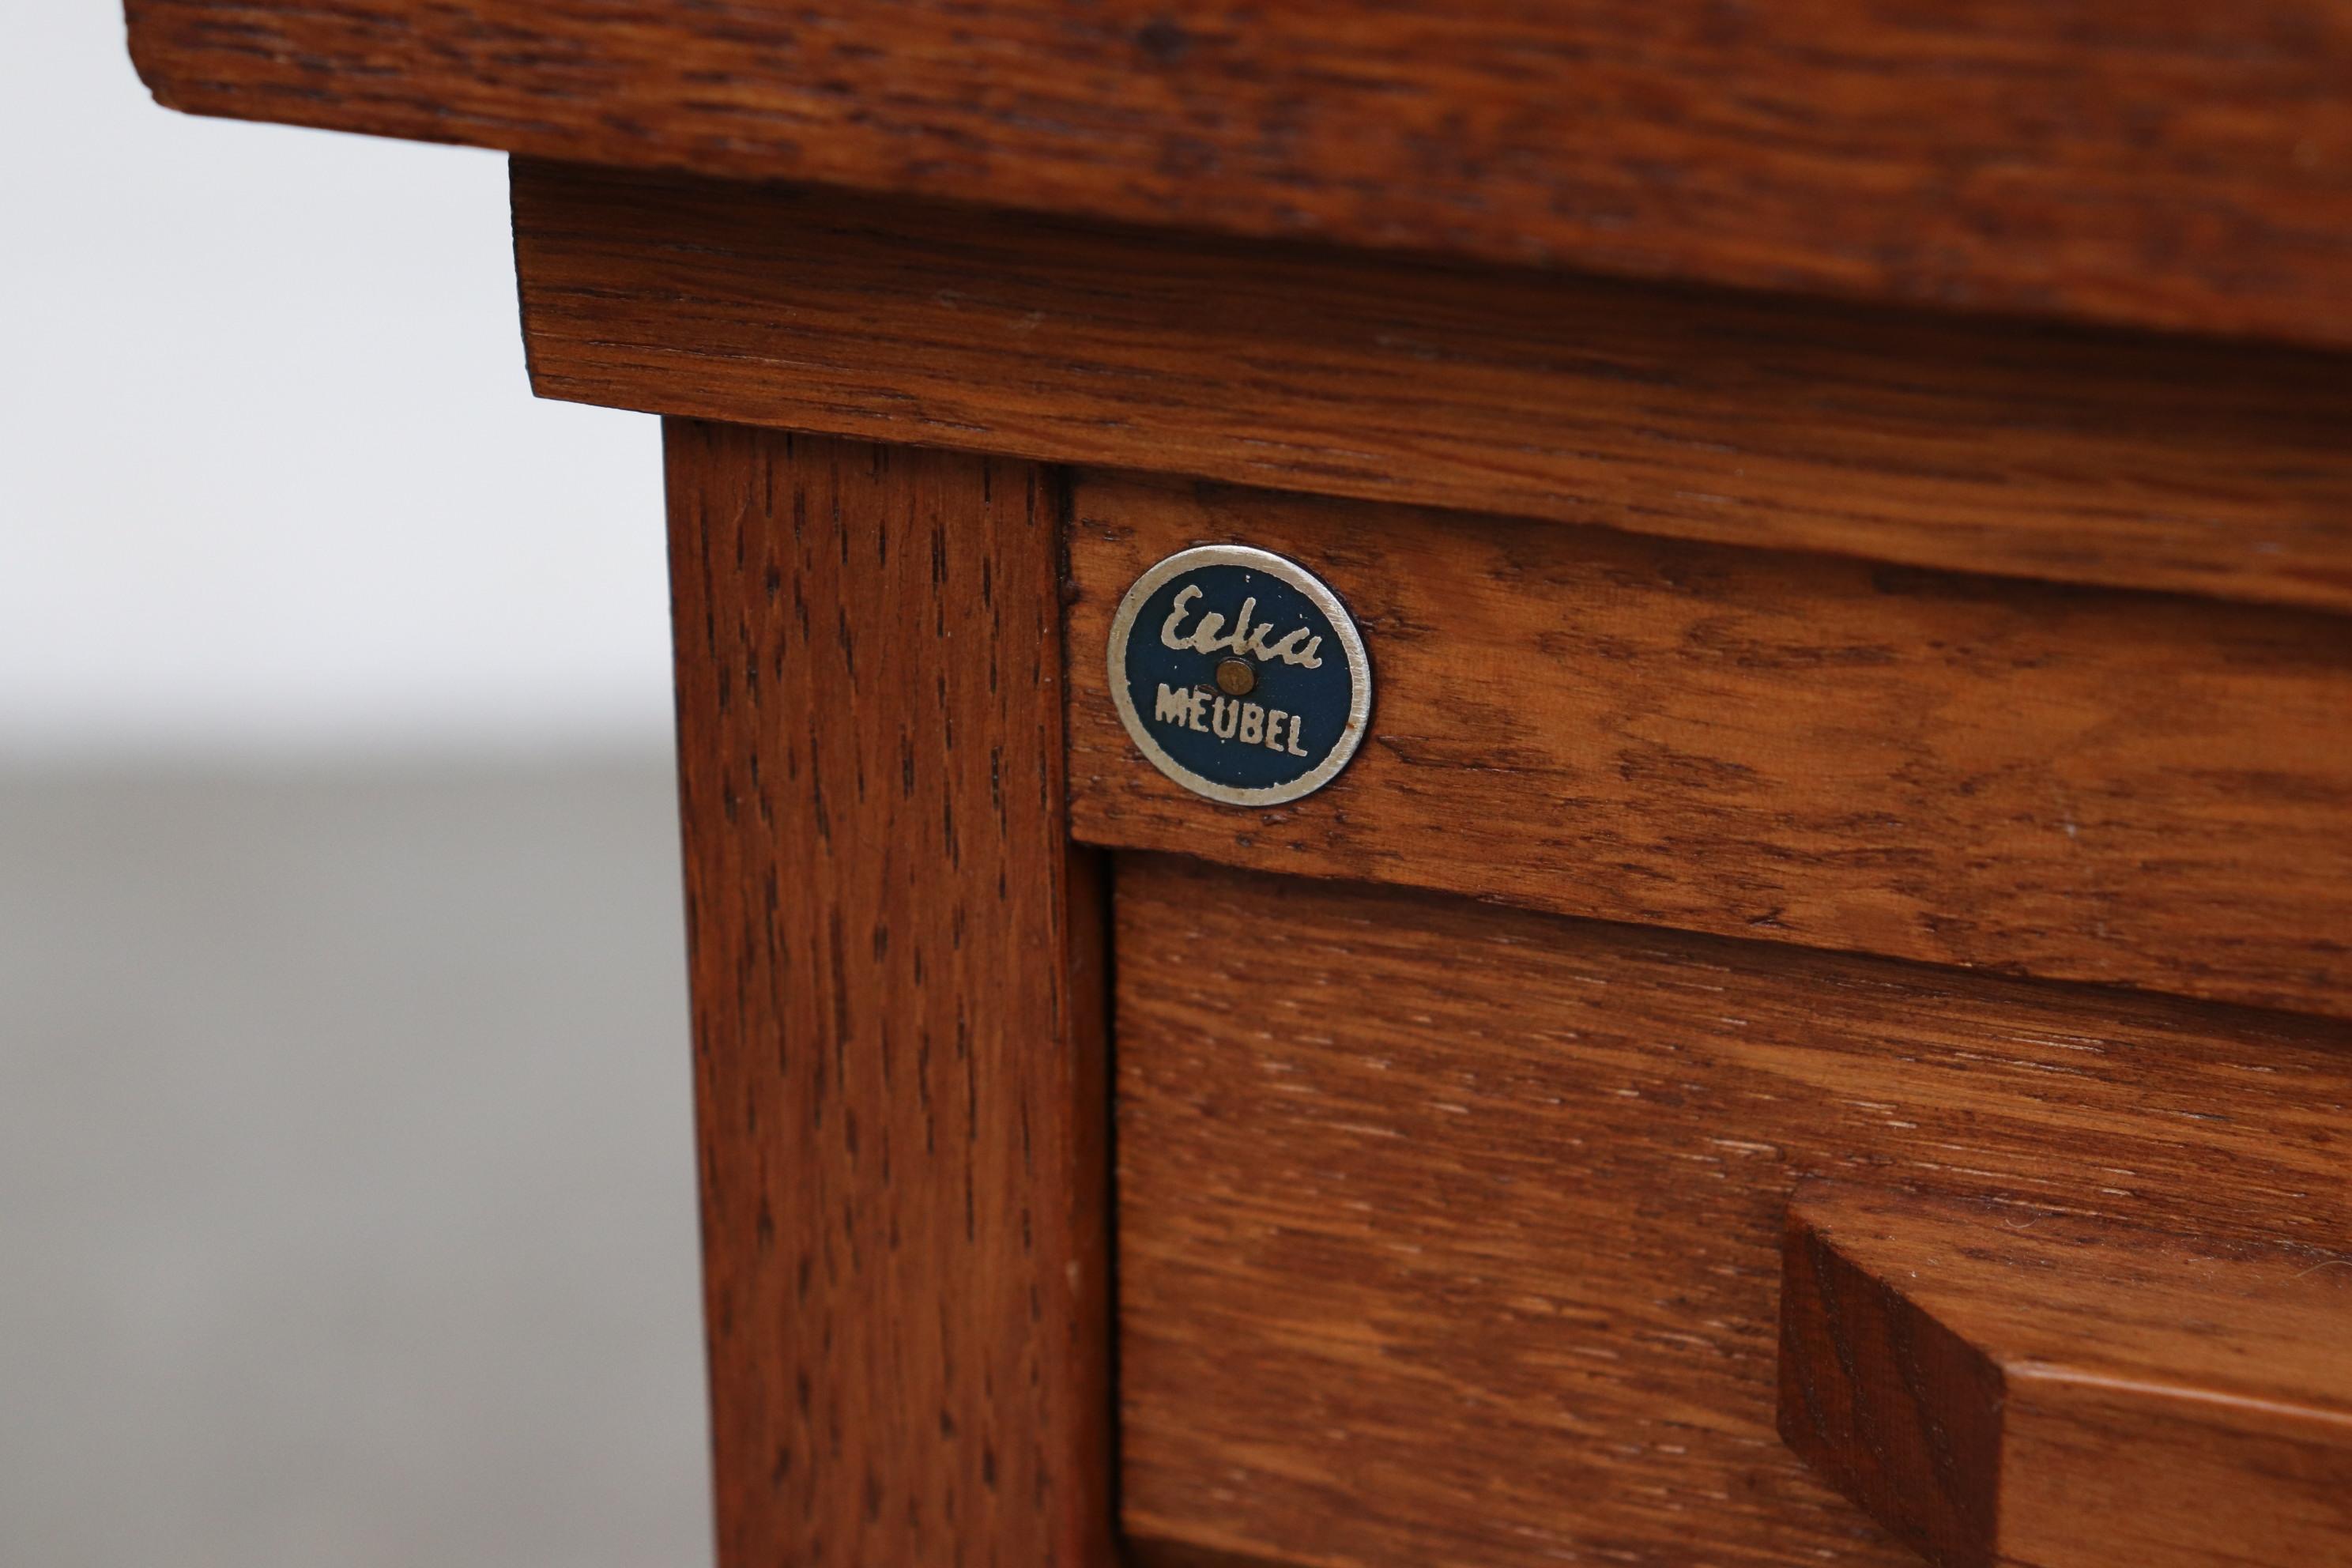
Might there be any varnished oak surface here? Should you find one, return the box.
[1124,1545,1281,1568]
[135,1,2352,346]
[1067,474,2352,1018]
[667,424,1113,1567]
[1780,1184,2352,1568]
[1113,855,2352,1568]
[514,161,2352,615]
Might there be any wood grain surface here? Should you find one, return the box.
[1067,474,2352,1018]
[1778,1200,2002,1566]
[666,422,1113,1567]
[1780,1183,2352,1568]
[133,0,2352,346]
[1124,1544,1287,1568]
[514,160,2352,615]
[1112,854,2352,1568]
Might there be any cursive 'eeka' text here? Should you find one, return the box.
[1159,586,1324,668]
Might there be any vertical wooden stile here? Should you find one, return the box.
[663,421,1113,1567]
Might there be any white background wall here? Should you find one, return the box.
[2,3,670,758]
[0,15,712,1568]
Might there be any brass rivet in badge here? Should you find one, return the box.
[1106,545,1372,806]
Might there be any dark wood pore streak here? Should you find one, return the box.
[665,423,1113,1568]
[1113,856,2352,1568]
[1067,474,2352,1020]
[132,0,2352,347]
[511,161,2352,616]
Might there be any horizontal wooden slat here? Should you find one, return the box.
[134,1,2352,346]
[511,161,2352,614]
[1114,855,2352,1568]
[1067,474,2352,1017]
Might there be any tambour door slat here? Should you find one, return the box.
[1113,855,2352,1568]
[1068,474,2352,1017]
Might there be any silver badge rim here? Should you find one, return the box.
[1106,543,1373,808]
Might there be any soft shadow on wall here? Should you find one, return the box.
[0,8,710,1567]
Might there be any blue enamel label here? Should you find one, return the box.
[1107,546,1371,805]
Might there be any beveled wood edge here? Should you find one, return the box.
[512,160,2352,619]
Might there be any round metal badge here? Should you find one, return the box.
[1106,545,1371,806]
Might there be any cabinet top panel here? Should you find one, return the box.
[129,0,2352,349]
